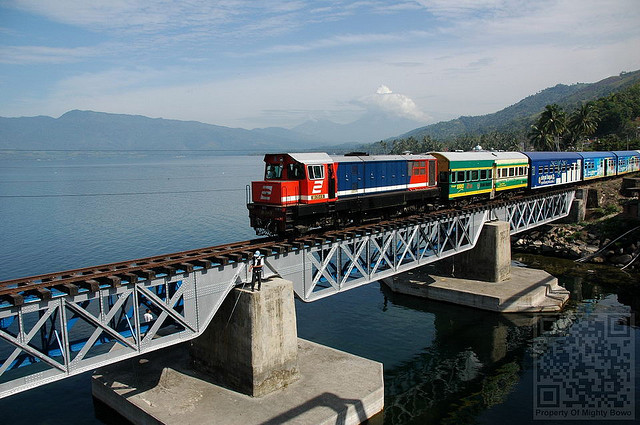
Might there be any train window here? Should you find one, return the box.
[538,166,543,174]
[509,168,515,177]
[457,171,465,182]
[287,163,304,180]
[265,164,283,179]
[488,170,492,179]
[450,172,456,183]
[480,170,487,180]
[411,161,426,176]
[544,166,549,173]
[471,170,479,180]
[307,165,324,180]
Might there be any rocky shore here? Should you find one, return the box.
[512,176,640,271]
[512,220,640,270]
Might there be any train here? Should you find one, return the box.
[247,150,640,236]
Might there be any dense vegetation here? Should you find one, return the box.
[368,80,640,154]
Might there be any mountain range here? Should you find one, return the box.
[1,70,638,153]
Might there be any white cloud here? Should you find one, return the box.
[2,0,639,130]
[357,85,432,122]
[0,45,100,64]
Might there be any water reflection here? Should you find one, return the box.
[379,285,540,424]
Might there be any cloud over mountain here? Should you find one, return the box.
[356,85,432,123]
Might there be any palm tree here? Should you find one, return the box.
[568,103,599,150]
[528,124,553,151]
[537,104,567,151]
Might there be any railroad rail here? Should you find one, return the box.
[0,189,575,398]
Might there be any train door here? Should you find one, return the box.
[490,164,497,199]
[428,160,436,186]
[328,165,336,199]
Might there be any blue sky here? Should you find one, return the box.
[1,0,639,129]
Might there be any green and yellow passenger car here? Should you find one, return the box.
[431,152,529,201]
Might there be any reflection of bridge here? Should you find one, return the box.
[0,189,575,398]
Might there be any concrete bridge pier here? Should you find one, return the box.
[383,221,570,313]
[92,277,384,425]
[189,278,300,397]
[559,188,587,223]
[436,220,512,282]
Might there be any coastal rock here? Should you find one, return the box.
[610,254,632,265]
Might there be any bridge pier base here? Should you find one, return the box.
[558,188,587,223]
[437,220,511,282]
[384,221,569,312]
[189,278,299,397]
[91,278,384,425]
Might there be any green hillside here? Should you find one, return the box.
[396,70,640,142]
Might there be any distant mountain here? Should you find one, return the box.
[3,70,638,153]
[396,70,640,142]
[293,111,425,144]
[0,110,327,153]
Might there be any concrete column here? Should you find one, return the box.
[438,220,511,282]
[558,188,586,223]
[189,278,299,397]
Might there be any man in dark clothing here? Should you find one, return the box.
[250,250,264,291]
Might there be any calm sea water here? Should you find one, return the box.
[0,154,638,424]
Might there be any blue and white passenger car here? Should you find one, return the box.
[579,151,616,180]
[523,151,582,190]
[613,150,640,175]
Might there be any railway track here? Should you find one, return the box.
[0,188,573,306]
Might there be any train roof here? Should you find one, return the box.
[577,151,615,159]
[329,153,435,162]
[431,151,528,162]
[285,153,334,164]
[611,150,640,157]
[522,151,582,161]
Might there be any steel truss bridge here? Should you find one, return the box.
[0,190,575,398]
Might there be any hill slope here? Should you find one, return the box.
[397,70,640,141]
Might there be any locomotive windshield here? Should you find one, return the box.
[265,164,283,180]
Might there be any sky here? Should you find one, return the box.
[1,0,639,130]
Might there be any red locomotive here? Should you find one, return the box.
[248,152,439,236]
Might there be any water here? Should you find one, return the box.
[0,154,638,424]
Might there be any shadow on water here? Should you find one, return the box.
[378,284,541,425]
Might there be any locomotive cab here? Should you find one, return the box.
[248,153,336,235]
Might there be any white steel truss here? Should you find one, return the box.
[0,190,574,398]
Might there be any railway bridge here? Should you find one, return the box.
[0,189,576,399]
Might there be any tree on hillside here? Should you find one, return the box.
[568,103,599,150]
[527,124,553,151]
[537,104,567,151]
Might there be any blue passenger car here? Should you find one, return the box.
[613,150,640,175]
[334,154,436,197]
[523,152,582,190]
[579,151,616,180]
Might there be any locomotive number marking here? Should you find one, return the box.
[311,195,324,200]
[260,185,273,200]
[312,181,323,194]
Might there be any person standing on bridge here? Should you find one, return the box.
[250,250,264,292]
